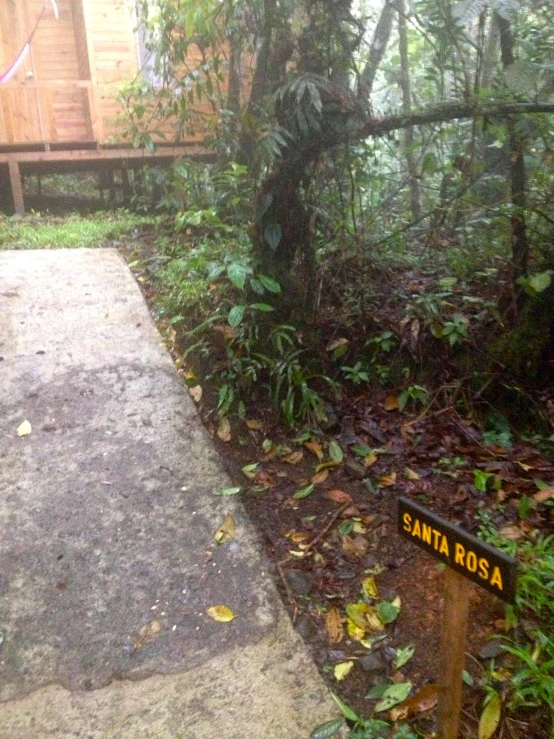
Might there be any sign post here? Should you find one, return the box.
[397,497,517,739]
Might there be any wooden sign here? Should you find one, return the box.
[398,496,516,603]
[397,496,518,739]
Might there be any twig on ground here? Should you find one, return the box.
[304,502,350,553]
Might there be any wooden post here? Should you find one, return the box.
[437,568,471,739]
[8,160,25,215]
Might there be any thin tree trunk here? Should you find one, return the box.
[496,11,529,293]
[359,0,395,99]
[397,0,421,221]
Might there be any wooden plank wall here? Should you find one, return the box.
[82,0,139,143]
[0,0,253,148]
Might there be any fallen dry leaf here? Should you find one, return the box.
[379,471,397,487]
[134,619,162,649]
[214,514,235,544]
[384,395,399,411]
[334,661,354,681]
[361,576,379,599]
[217,417,231,442]
[311,469,329,485]
[16,420,32,437]
[363,454,378,468]
[207,605,234,622]
[405,467,420,480]
[326,337,350,353]
[288,531,310,543]
[304,441,324,461]
[499,524,525,540]
[189,385,203,403]
[284,450,304,465]
[325,607,345,644]
[533,486,554,503]
[327,489,353,504]
[245,419,264,430]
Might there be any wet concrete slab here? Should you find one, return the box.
[0,249,343,738]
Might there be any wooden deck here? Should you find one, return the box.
[0,142,215,214]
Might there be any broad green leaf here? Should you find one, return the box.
[258,274,281,294]
[374,682,412,712]
[251,303,275,312]
[328,440,344,464]
[227,263,250,290]
[394,645,415,669]
[365,683,390,700]
[264,224,282,251]
[228,305,246,327]
[309,719,344,739]
[330,691,359,722]
[254,193,273,223]
[378,601,400,624]
[479,694,502,739]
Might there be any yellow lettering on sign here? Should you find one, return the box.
[466,550,477,573]
[478,558,489,580]
[412,518,421,539]
[402,512,412,532]
[439,535,449,556]
[421,523,432,545]
[432,529,441,550]
[490,566,503,590]
[455,542,465,565]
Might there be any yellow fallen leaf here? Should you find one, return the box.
[214,514,235,544]
[246,419,264,430]
[517,462,534,472]
[334,661,354,681]
[384,395,399,410]
[363,454,378,468]
[290,532,310,543]
[17,420,32,437]
[379,472,397,487]
[405,467,420,480]
[184,369,198,385]
[479,694,502,739]
[361,576,379,599]
[217,417,231,442]
[304,441,324,461]
[347,617,366,640]
[189,385,203,402]
[352,521,367,534]
[207,605,234,622]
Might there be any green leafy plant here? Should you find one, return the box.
[477,525,554,735]
[441,313,469,346]
[398,384,429,412]
[341,361,370,384]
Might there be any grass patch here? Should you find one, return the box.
[0,211,155,250]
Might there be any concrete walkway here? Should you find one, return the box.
[0,249,343,738]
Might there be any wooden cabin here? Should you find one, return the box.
[0,0,219,213]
